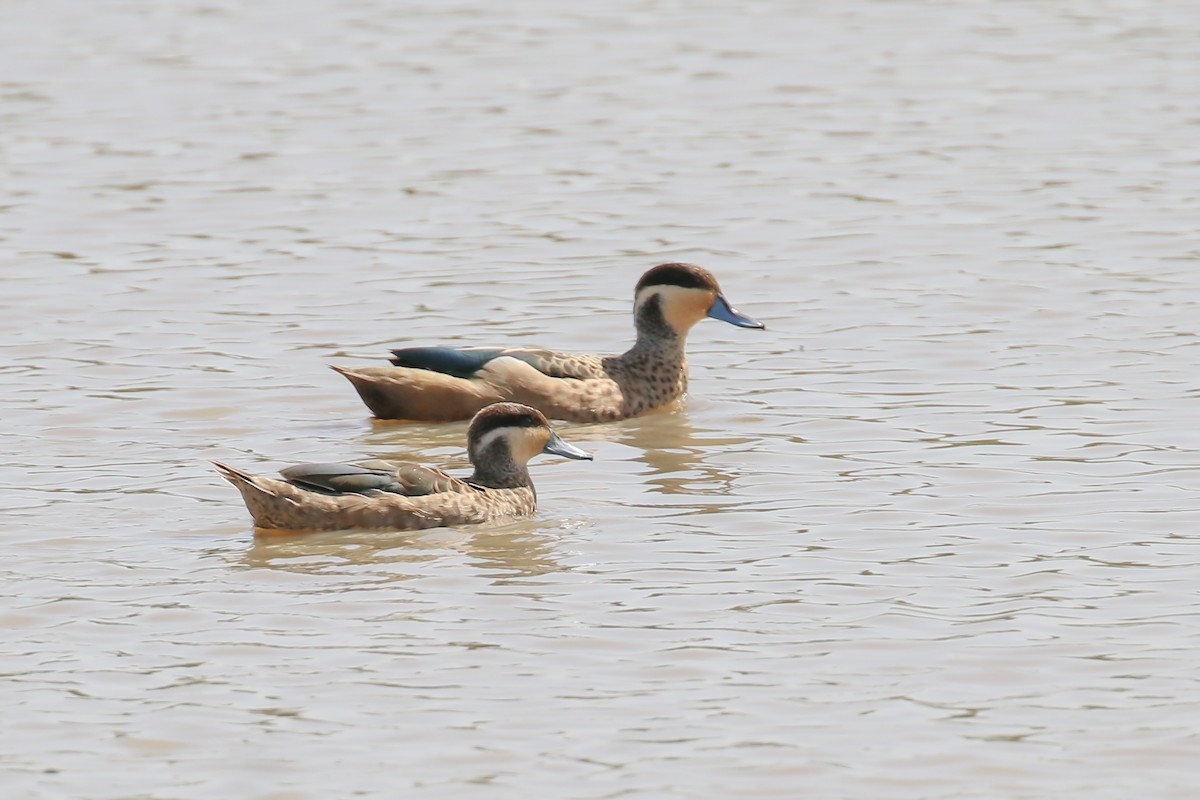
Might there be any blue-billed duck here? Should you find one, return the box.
[214,402,591,532]
[332,262,764,422]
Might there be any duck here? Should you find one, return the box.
[332,262,764,422]
[213,402,592,532]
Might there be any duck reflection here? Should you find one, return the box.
[362,404,751,496]
[563,408,753,496]
[237,518,566,582]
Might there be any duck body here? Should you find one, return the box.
[214,403,591,532]
[333,262,764,422]
[212,463,535,532]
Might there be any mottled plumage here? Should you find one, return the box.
[277,459,468,496]
[214,403,591,532]
[334,262,764,422]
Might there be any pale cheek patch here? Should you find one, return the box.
[637,286,715,334]
[520,427,550,462]
[473,426,548,464]
[472,428,510,457]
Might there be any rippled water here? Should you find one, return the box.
[4,1,1200,797]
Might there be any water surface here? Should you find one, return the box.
[3,1,1200,797]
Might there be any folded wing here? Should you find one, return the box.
[279,460,470,496]
[388,345,602,380]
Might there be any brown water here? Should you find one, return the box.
[4,1,1200,797]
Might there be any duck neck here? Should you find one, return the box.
[469,443,533,490]
[621,295,689,367]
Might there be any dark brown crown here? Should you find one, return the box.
[635,262,720,294]
[468,402,548,442]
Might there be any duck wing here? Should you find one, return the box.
[279,460,470,497]
[388,345,604,380]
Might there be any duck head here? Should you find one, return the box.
[467,402,592,486]
[633,262,764,339]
